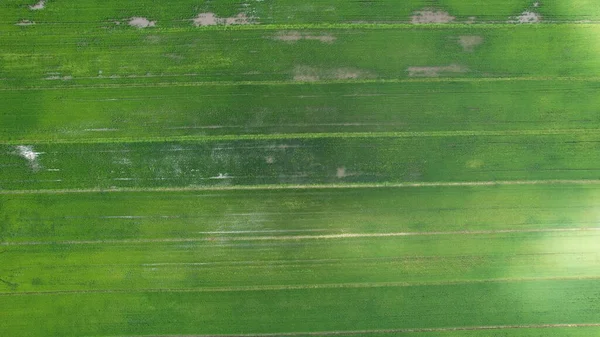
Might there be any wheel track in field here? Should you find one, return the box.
[3,76,600,92]
[2,227,599,246]
[3,128,600,145]
[3,179,600,195]
[1,275,600,297]
[104,323,600,336]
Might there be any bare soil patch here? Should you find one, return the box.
[128,17,156,28]
[407,64,467,77]
[458,35,484,52]
[274,31,336,44]
[29,0,44,10]
[412,9,455,24]
[193,12,257,26]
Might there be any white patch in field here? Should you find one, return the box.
[533,2,540,7]
[16,20,35,26]
[407,64,468,77]
[211,173,231,179]
[336,167,347,178]
[29,0,45,10]
[128,17,156,28]
[265,156,275,164]
[411,9,455,24]
[465,16,476,24]
[293,65,375,82]
[458,35,484,52]
[45,75,72,81]
[192,12,257,26]
[274,31,336,43]
[15,145,42,171]
[510,11,542,23]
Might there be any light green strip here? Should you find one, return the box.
[1,129,599,145]
[3,76,600,91]
[4,22,600,32]
[2,179,600,195]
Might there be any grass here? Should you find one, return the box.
[3,25,600,88]
[1,280,600,335]
[2,0,600,336]
[4,134,600,190]
[2,0,600,28]
[4,79,600,142]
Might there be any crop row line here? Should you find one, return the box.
[5,22,600,31]
[5,76,600,91]
[106,323,600,336]
[2,227,599,246]
[3,128,600,145]
[3,179,600,195]
[2,275,600,297]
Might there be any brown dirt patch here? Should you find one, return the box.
[193,12,257,26]
[29,0,45,10]
[458,36,484,52]
[411,9,455,24]
[407,64,468,77]
[128,17,156,28]
[274,31,336,44]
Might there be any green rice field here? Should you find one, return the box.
[2,0,600,336]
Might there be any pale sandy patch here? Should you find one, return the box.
[510,11,542,23]
[193,12,257,26]
[16,20,35,26]
[412,9,455,24]
[128,17,156,28]
[407,64,467,77]
[274,31,336,44]
[293,66,375,82]
[29,0,45,10]
[458,35,484,52]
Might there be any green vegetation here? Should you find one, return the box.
[2,0,600,336]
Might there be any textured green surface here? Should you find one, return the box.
[2,0,600,336]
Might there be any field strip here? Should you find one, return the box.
[2,227,599,246]
[5,76,600,91]
[2,276,600,297]
[4,128,600,145]
[106,323,600,336]
[4,179,600,195]
[5,22,600,31]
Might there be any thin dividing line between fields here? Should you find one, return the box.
[4,76,600,92]
[2,275,600,297]
[108,323,600,337]
[3,128,600,145]
[2,227,599,246]
[4,179,600,195]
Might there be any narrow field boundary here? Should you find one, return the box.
[4,76,600,92]
[2,275,600,297]
[2,227,599,246]
[3,128,600,145]
[107,323,600,336]
[4,22,600,31]
[3,179,600,195]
